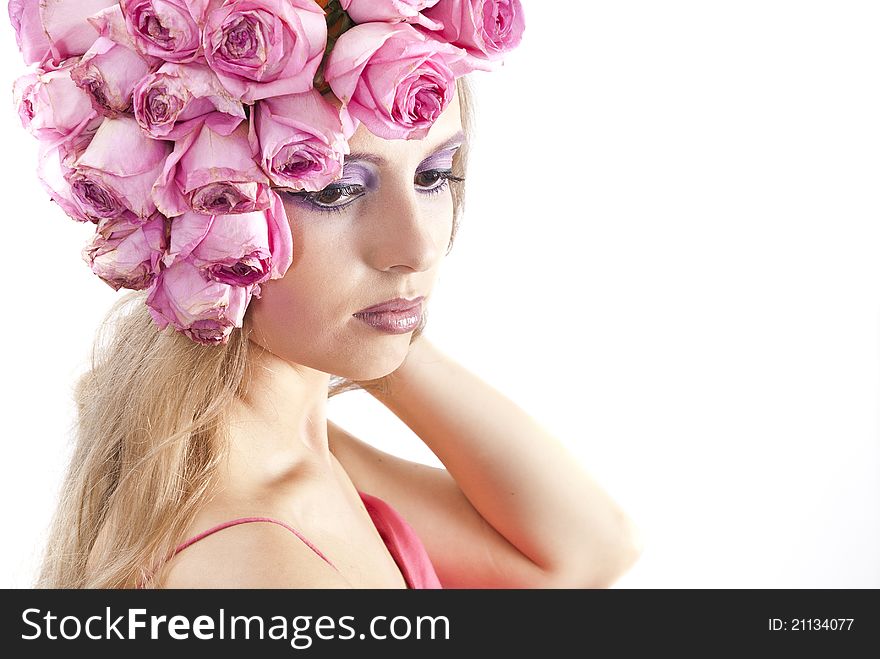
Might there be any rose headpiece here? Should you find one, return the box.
[8,0,524,345]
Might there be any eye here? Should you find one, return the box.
[283,183,365,213]
[415,169,465,195]
[310,185,361,206]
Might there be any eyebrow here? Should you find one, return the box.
[345,129,466,167]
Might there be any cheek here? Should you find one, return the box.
[425,193,455,238]
[246,217,355,353]
[246,277,310,352]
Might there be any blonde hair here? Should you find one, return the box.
[36,77,476,588]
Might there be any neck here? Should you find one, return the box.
[225,340,333,489]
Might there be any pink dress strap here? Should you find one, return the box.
[156,490,442,589]
[172,516,338,571]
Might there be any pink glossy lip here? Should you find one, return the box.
[354,296,424,315]
[353,297,424,335]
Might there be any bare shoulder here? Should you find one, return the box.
[160,519,352,588]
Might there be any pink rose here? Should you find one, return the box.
[36,131,98,223]
[163,191,292,287]
[201,0,327,103]
[86,4,142,52]
[120,0,202,63]
[339,0,443,30]
[66,115,172,221]
[423,0,524,60]
[13,60,101,143]
[70,36,156,117]
[324,22,469,140]
[145,256,255,345]
[250,89,350,191]
[8,0,52,64]
[16,0,118,65]
[82,212,168,290]
[151,121,272,218]
[133,61,246,140]
[12,72,41,131]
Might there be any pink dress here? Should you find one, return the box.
[167,490,442,589]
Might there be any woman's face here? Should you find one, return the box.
[246,91,464,381]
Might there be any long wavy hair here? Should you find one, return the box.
[36,77,476,588]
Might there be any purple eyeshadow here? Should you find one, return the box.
[417,146,459,173]
[337,162,375,187]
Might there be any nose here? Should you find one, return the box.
[365,178,446,273]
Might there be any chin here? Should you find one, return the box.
[341,343,411,382]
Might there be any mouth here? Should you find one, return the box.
[353,296,424,315]
[353,297,423,335]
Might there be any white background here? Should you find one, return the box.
[2,1,879,588]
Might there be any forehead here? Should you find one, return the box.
[346,90,464,164]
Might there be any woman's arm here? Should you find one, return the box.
[365,336,643,587]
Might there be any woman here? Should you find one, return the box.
[13,1,642,588]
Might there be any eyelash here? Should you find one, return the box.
[284,169,465,214]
